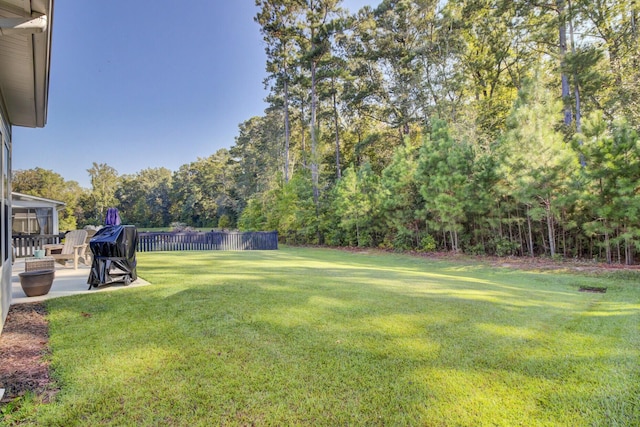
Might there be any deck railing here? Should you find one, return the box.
[137,231,278,252]
[13,231,278,257]
[12,234,64,258]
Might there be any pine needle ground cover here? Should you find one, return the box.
[31,248,640,425]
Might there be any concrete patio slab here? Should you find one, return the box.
[11,258,150,304]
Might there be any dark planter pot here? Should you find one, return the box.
[19,269,55,297]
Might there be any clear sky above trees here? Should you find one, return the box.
[12,0,376,188]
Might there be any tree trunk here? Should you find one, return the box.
[568,0,586,167]
[498,201,504,238]
[300,96,307,169]
[526,206,534,257]
[557,0,573,126]
[449,230,455,253]
[540,225,548,255]
[283,68,291,183]
[546,202,556,257]
[604,220,612,264]
[508,211,514,245]
[356,212,360,248]
[568,2,581,133]
[332,82,342,179]
[517,212,524,256]
[310,59,320,211]
[578,235,583,258]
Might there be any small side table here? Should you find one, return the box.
[25,256,55,272]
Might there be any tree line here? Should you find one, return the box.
[12,153,239,232]
[13,0,640,263]
[243,0,640,264]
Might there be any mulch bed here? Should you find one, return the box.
[0,302,56,404]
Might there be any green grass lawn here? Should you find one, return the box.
[14,247,640,425]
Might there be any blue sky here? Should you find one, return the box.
[13,0,377,188]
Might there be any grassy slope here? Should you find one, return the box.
[33,247,640,426]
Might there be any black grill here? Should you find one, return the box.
[88,225,138,288]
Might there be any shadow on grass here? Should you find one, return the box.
[39,249,640,425]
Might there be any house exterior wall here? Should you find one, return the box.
[0,0,54,336]
[0,98,12,332]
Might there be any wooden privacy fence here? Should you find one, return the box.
[12,234,63,257]
[137,231,278,252]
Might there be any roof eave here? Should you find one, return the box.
[12,191,65,207]
[0,0,54,128]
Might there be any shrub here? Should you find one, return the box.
[489,236,519,257]
[466,243,486,256]
[420,234,437,252]
[217,214,231,229]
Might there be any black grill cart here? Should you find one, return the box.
[88,225,138,288]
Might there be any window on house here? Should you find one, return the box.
[12,208,53,235]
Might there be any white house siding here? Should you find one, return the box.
[0,0,54,336]
[0,100,12,332]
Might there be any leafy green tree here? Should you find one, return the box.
[217,214,232,229]
[575,0,640,126]
[87,162,119,224]
[333,162,379,247]
[378,139,424,249]
[237,197,268,231]
[231,113,284,207]
[575,112,640,264]
[416,119,474,252]
[255,0,304,183]
[12,167,85,231]
[339,6,391,167]
[116,168,172,228]
[317,46,351,179]
[12,167,65,201]
[370,0,432,134]
[203,149,241,226]
[250,171,318,243]
[171,149,238,228]
[237,0,640,260]
[500,76,579,257]
[449,0,529,141]
[463,146,504,255]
